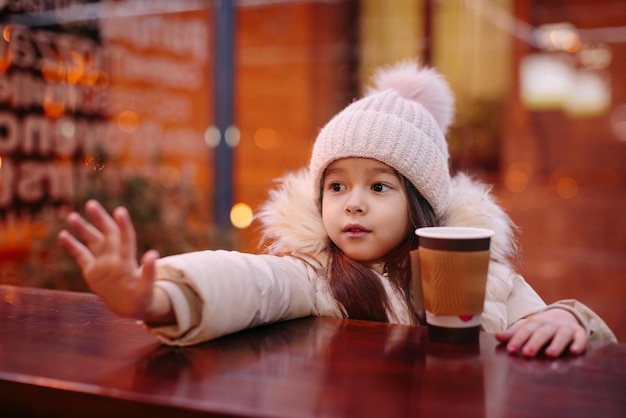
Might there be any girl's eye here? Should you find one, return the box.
[372,183,390,192]
[329,182,345,192]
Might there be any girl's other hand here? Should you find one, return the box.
[58,200,173,323]
[495,308,587,358]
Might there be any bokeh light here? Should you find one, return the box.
[563,70,611,117]
[555,177,578,199]
[41,61,65,83]
[66,51,85,84]
[550,171,579,199]
[549,27,581,53]
[59,119,76,139]
[204,126,220,148]
[117,110,140,133]
[504,162,531,193]
[2,25,11,42]
[43,96,65,119]
[225,126,240,147]
[254,127,277,150]
[230,202,253,229]
[579,43,612,70]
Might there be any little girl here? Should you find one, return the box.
[59,61,616,357]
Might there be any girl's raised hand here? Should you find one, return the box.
[58,200,173,323]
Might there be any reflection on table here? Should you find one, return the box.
[1,284,625,417]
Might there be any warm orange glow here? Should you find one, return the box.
[2,290,15,304]
[504,163,531,193]
[82,71,98,86]
[66,51,85,84]
[563,36,581,53]
[0,54,10,73]
[0,29,11,73]
[2,25,11,42]
[0,217,33,252]
[254,127,277,150]
[230,203,254,229]
[117,110,140,133]
[550,29,581,53]
[31,220,48,239]
[41,61,65,83]
[550,170,579,199]
[555,176,579,199]
[43,97,65,119]
[84,155,106,171]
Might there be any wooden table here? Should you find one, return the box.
[1,284,625,418]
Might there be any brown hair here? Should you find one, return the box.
[326,176,437,324]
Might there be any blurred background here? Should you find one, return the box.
[0,0,624,341]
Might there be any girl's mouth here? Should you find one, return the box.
[342,224,371,238]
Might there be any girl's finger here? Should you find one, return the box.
[113,206,137,262]
[569,328,588,355]
[521,322,558,357]
[58,230,95,271]
[544,326,574,357]
[138,250,160,307]
[504,320,537,354]
[66,212,104,252]
[85,200,121,250]
[139,249,159,288]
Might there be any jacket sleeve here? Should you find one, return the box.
[483,262,617,343]
[482,260,547,333]
[144,250,319,346]
[543,299,617,343]
[504,269,618,342]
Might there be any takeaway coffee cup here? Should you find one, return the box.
[412,227,494,344]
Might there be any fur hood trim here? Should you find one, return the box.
[256,169,517,264]
[256,169,328,257]
[440,173,518,263]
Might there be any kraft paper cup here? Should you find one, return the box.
[413,226,494,344]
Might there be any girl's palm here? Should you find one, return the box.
[58,200,159,320]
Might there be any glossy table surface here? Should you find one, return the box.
[1,284,625,418]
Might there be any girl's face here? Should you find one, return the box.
[321,157,411,267]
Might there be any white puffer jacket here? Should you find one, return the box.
[148,170,616,346]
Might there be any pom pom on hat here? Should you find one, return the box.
[367,61,455,135]
[309,61,456,217]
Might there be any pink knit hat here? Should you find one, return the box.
[309,61,455,217]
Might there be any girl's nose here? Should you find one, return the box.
[345,205,363,214]
[345,192,365,214]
